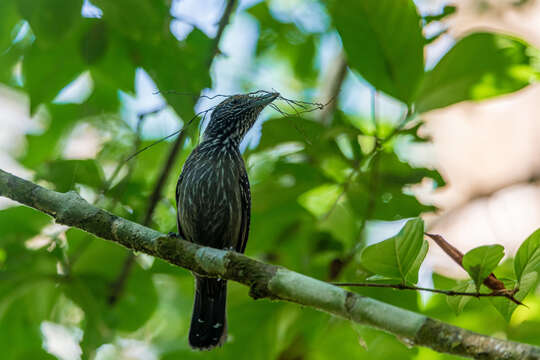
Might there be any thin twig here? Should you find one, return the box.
[209,0,237,65]
[371,89,379,135]
[317,51,347,126]
[424,232,523,305]
[332,282,516,299]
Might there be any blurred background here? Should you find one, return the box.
[0,0,539,359]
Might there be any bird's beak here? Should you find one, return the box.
[247,92,279,109]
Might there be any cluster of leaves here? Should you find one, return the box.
[0,0,540,359]
[358,219,540,321]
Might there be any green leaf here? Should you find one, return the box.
[62,278,108,356]
[406,239,428,284]
[0,278,59,360]
[16,0,82,44]
[298,184,342,218]
[0,0,20,52]
[446,280,476,315]
[92,0,168,41]
[360,218,426,284]
[71,237,126,278]
[19,104,78,168]
[138,29,212,120]
[514,227,540,283]
[346,152,444,221]
[0,33,30,85]
[257,117,326,152]
[0,206,51,245]
[35,159,104,192]
[107,266,159,331]
[89,31,136,93]
[69,239,158,332]
[417,32,540,113]
[314,318,417,360]
[80,20,108,65]
[329,0,424,103]
[490,272,538,322]
[23,33,85,112]
[62,239,159,354]
[462,245,505,291]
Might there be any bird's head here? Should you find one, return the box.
[203,92,279,145]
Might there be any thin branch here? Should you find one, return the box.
[332,282,517,299]
[424,232,522,305]
[1,168,538,359]
[317,51,347,125]
[208,0,237,66]
[108,252,136,304]
[371,88,379,135]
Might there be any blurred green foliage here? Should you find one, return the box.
[0,0,540,359]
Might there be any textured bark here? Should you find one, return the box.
[1,168,539,360]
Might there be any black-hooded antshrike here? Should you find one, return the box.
[175,92,279,350]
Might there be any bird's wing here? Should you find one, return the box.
[237,168,251,254]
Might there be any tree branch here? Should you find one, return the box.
[1,168,539,359]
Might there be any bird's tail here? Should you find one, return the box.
[189,276,228,350]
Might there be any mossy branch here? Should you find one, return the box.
[1,168,539,360]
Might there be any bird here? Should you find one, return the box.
[175,91,279,350]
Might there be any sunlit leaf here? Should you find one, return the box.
[23,34,85,112]
[417,32,540,113]
[298,183,342,218]
[17,0,82,44]
[462,245,505,291]
[329,0,424,103]
[0,0,20,52]
[360,218,426,284]
[514,227,540,283]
